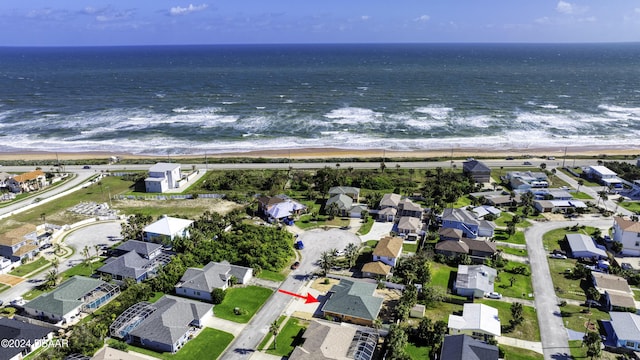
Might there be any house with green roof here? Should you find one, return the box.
[23,276,119,325]
[321,279,383,326]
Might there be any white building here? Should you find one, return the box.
[448,303,501,342]
[144,163,181,193]
[143,216,194,243]
[612,216,640,256]
[586,165,623,189]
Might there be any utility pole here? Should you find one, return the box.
[562,146,567,168]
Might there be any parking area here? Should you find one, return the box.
[295,228,361,275]
[63,221,123,267]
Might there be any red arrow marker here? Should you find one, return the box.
[278,289,319,304]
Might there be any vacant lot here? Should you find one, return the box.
[214,286,273,323]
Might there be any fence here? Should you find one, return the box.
[115,193,225,201]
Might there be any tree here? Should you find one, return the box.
[211,288,226,304]
[82,245,92,272]
[510,302,524,326]
[386,325,409,360]
[53,243,62,256]
[269,320,279,349]
[597,190,609,211]
[577,179,584,193]
[509,276,516,287]
[611,241,623,254]
[540,163,547,170]
[326,202,340,220]
[344,243,360,268]
[44,269,59,289]
[587,287,600,309]
[51,257,60,273]
[583,331,602,359]
[318,251,335,275]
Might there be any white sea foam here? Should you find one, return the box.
[414,106,453,120]
[323,107,383,125]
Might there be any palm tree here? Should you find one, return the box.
[269,320,279,350]
[44,269,59,289]
[318,251,335,275]
[577,179,584,193]
[82,245,92,272]
[53,243,62,256]
[51,257,60,273]
[344,243,360,268]
[597,190,609,211]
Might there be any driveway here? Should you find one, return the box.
[358,222,394,242]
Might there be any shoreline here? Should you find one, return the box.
[0,145,638,162]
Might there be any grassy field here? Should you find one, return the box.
[568,340,618,360]
[430,262,457,290]
[257,269,287,282]
[9,257,50,277]
[559,304,611,333]
[406,343,430,360]
[125,328,234,360]
[494,230,526,245]
[295,214,350,230]
[214,286,273,323]
[547,258,586,301]
[495,213,533,228]
[480,299,540,341]
[60,259,105,281]
[498,246,528,257]
[266,317,308,356]
[620,201,640,213]
[357,217,375,236]
[494,263,534,299]
[572,191,594,200]
[500,345,543,360]
[423,300,463,320]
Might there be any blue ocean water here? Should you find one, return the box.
[0,43,639,155]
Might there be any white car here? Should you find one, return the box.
[486,292,502,299]
[550,253,568,259]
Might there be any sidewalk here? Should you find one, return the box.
[496,336,544,354]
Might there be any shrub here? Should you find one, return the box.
[211,288,226,305]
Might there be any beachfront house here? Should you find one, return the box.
[612,216,640,256]
[463,159,492,183]
[506,171,549,192]
[144,163,181,193]
[586,165,623,190]
[5,170,48,193]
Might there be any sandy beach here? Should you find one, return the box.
[0,145,638,162]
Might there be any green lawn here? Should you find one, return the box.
[500,345,543,360]
[406,343,430,360]
[494,263,534,300]
[357,217,375,236]
[9,257,50,277]
[480,299,540,341]
[494,229,526,245]
[559,304,611,333]
[258,315,286,350]
[258,269,287,282]
[547,258,586,301]
[214,286,273,323]
[60,259,105,281]
[124,328,234,360]
[572,191,593,200]
[295,214,350,230]
[423,300,463,320]
[403,242,419,253]
[148,291,165,303]
[0,284,9,293]
[495,213,533,228]
[620,201,640,213]
[542,226,598,253]
[430,262,457,290]
[266,317,308,356]
[452,195,472,208]
[498,246,528,257]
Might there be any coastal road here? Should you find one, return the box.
[525,218,613,360]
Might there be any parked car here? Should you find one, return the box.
[621,263,633,270]
[291,261,300,270]
[550,253,568,259]
[486,292,502,299]
[585,299,601,308]
[83,165,91,169]
[523,161,532,165]
[294,241,304,250]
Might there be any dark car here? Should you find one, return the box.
[291,261,300,270]
[83,165,91,169]
[294,241,304,250]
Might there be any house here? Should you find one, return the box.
[398,198,423,218]
[0,318,54,360]
[463,159,492,183]
[257,195,306,222]
[531,188,573,200]
[97,248,171,283]
[441,208,496,239]
[91,347,149,360]
[471,205,501,219]
[110,295,210,353]
[534,200,587,213]
[144,163,181,193]
[448,303,501,341]
[349,204,369,219]
[592,272,636,311]
[440,334,499,360]
[325,194,353,217]
[506,171,549,192]
[289,319,378,360]
[114,240,163,260]
[7,170,47,193]
[24,276,120,325]
[435,239,497,262]
[453,265,497,298]
[328,186,360,202]
[0,224,39,262]
[321,279,384,326]
[603,312,640,351]
[379,193,401,209]
[565,234,607,259]
[438,227,463,241]
[586,166,623,189]
[361,261,392,279]
[372,236,403,267]
[396,216,422,236]
[142,216,193,243]
[377,207,397,222]
[175,261,253,302]
[612,216,640,256]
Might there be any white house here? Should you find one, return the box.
[453,265,497,298]
[612,216,640,256]
[586,165,622,189]
[143,216,194,243]
[144,163,181,193]
[566,234,607,259]
[175,261,253,302]
[372,236,403,267]
[448,303,501,342]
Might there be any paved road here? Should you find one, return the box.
[219,228,361,360]
[525,218,612,360]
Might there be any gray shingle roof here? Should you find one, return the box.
[25,276,105,317]
[116,240,161,258]
[98,251,150,280]
[321,279,383,322]
[176,261,252,292]
[128,295,210,346]
[326,194,353,211]
[0,318,53,360]
[440,334,499,360]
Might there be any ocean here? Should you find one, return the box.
[1,43,639,156]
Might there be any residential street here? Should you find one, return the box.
[525,218,613,360]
